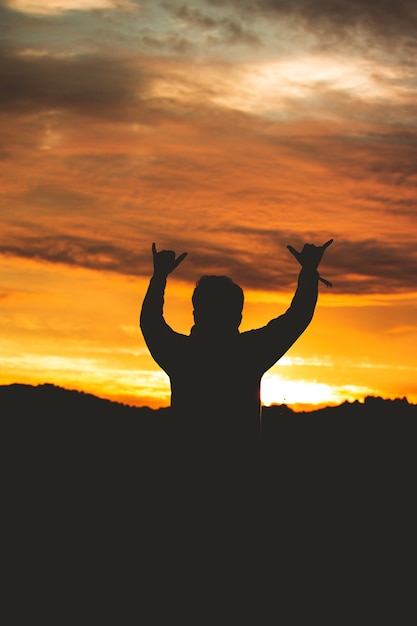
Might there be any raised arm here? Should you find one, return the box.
[283,238,333,329]
[140,243,187,365]
[252,239,333,371]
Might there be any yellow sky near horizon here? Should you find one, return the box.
[1,254,416,410]
[1,0,417,410]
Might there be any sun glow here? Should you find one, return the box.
[150,54,405,121]
[0,346,171,408]
[260,373,368,409]
[245,57,398,99]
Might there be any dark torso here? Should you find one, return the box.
[168,331,263,461]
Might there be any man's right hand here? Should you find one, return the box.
[287,239,333,287]
[152,243,188,277]
[287,239,333,270]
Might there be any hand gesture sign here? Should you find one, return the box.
[152,242,188,277]
[287,239,333,287]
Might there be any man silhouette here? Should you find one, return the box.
[140,239,332,471]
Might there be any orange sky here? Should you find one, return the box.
[1,0,417,410]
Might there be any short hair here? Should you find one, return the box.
[192,275,244,327]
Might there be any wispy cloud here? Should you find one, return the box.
[1,228,415,296]
[211,0,417,46]
[4,0,139,15]
[167,3,261,47]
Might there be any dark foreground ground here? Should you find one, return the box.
[2,384,416,622]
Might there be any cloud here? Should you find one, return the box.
[168,3,260,47]
[138,31,195,56]
[1,2,415,128]
[0,46,149,119]
[4,0,139,15]
[0,234,147,276]
[320,238,417,295]
[1,0,416,303]
[206,0,417,45]
[0,230,277,285]
[1,229,416,296]
[2,40,415,161]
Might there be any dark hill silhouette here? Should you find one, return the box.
[3,383,415,474]
[2,382,415,500]
[2,384,416,618]
[262,396,416,511]
[1,383,174,516]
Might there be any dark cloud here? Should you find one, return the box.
[139,31,194,55]
[168,3,260,46]
[205,0,417,47]
[1,230,415,296]
[0,46,148,119]
[0,231,282,287]
[0,234,147,276]
[148,230,417,296]
[318,237,417,295]
[173,3,226,29]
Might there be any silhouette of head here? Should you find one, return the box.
[192,275,244,333]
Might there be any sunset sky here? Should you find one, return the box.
[1,0,417,410]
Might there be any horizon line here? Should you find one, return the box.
[1,381,415,413]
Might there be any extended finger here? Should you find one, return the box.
[174,252,188,268]
[287,245,302,262]
[152,242,157,257]
[322,239,333,250]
